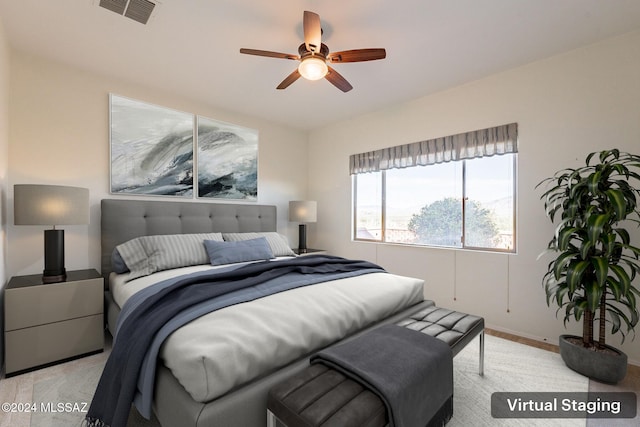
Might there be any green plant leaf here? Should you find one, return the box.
[558,226,579,251]
[566,200,580,219]
[612,164,627,176]
[587,214,609,244]
[569,180,589,200]
[587,170,602,194]
[610,264,631,294]
[603,303,638,343]
[580,240,593,260]
[567,260,589,294]
[553,251,577,280]
[591,257,608,286]
[570,299,587,322]
[556,286,569,306]
[605,189,628,220]
[624,169,640,182]
[627,292,638,319]
[609,310,621,334]
[602,149,620,163]
[603,233,617,258]
[607,277,622,301]
[615,228,631,245]
[585,279,601,312]
[631,306,639,327]
[625,244,640,258]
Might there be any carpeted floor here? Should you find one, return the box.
[2,333,636,427]
[29,359,160,427]
[449,334,587,426]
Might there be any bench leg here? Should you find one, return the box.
[479,330,485,376]
[267,410,278,427]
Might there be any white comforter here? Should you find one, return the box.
[111,261,424,403]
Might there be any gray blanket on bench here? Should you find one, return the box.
[311,324,453,427]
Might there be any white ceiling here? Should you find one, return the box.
[1,0,640,131]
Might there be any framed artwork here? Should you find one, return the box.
[110,94,194,197]
[197,116,258,200]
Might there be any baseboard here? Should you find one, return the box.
[485,326,640,368]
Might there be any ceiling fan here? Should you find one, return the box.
[240,11,386,92]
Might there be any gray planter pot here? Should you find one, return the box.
[559,334,627,384]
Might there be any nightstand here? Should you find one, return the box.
[4,269,104,376]
[293,248,327,256]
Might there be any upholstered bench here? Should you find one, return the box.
[396,300,485,376]
[267,363,387,427]
[267,302,484,427]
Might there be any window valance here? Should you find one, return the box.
[349,122,518,174]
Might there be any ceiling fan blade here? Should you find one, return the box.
[325,66,353,92]
[328,48,387,63]
[276,69,302,90]
[240,48,299,61]
[303,11,322,53]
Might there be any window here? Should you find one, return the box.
[351,123,517,252]
[354,171,383,240]
[386,161,461,246]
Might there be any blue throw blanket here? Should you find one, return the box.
[86,255,384,427]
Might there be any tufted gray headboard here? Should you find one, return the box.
[100,199,277,280]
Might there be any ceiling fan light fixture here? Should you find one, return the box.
[298,57,328,81]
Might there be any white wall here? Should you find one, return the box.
[0,15,11,371]
[6,51,308,278]
[308,30,640,364]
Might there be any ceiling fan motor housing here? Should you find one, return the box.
[298,43,330,60]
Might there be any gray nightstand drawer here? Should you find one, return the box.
[5,313,104,374]
[5,278,103,331]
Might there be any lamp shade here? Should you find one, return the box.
[14,184,90,226]
[289,201,317,223]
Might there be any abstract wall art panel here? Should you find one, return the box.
[110,94,194,197]
[197,116,258,200]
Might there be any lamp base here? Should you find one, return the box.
[298,224,308,253]
[43,229,66,284]
[42,273,67,284]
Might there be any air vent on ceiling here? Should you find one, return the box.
[99,0,156,25]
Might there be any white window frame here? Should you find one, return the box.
[352,154,517,253]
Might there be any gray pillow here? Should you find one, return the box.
[116,233,224,280]
[203,237,274,266]
[222,232,296,257]
[111,249,129,274]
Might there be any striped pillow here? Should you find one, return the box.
[222,232,296,257]
[116,233,224,280]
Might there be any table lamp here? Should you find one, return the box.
[289,201,317,253]
[14,184,90,283]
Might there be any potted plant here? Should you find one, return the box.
[537,149,640,383]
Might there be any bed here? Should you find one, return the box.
[100,198,431,427]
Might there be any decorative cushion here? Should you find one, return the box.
[204,237,274,266]
[111,248,129,274]
[222,232,296,257]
